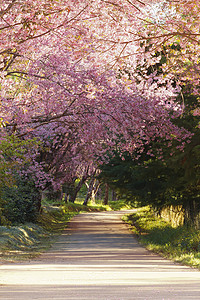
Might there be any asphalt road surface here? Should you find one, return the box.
[1,210,200,299]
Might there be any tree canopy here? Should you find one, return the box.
[0,0,199,223]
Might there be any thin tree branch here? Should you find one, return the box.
[0,0,17,17]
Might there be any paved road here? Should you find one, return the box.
[0,210,200,299]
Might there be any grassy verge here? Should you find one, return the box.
[123,207,200,270]
[64,200,110,212]
[108,199,133,211]
[0,202,107,262]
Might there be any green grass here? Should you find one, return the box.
[0,223,52,261]
[0,205,72,261]
[0,201,108,262]
[41,196,110,211]
[108,199,133,211]
[123,207,200,270]
[64,200,110,212]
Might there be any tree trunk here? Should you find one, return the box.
[64,192,68,203]
[83,176,96,206]
[91,181,100,204]
[112,190,117,201]
[183,200,200,228]
[58,189,63,201]
[103,183,109,205]
[62,177,77,203]
[37,195,42,213]
[96,186,102,200]
[69,175,88,203]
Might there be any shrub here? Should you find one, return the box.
[0,176,41,225]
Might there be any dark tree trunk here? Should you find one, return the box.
[103,183,109,205]
[64,192,68,203]
[69,175,88,203]
[183,200,200,228]
[58,190,63,201]
[112,190,117,201]
[62,177,77,203]
[37,195,42,213]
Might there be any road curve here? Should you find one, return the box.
[0,210,200,299]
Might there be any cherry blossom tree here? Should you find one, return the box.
[0,0,197,192]
[1,47,191,189]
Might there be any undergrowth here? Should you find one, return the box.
[123,207,200,270]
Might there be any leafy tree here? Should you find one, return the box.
[0,135,38,188]
[1,175,41,225]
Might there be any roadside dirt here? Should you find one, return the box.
[0,210,200,299]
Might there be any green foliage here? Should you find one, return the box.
[0,176,41,225]
[99,150,171,207]
[0,135,38,188]
[0,135,43,226]
[123,208,200,269]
